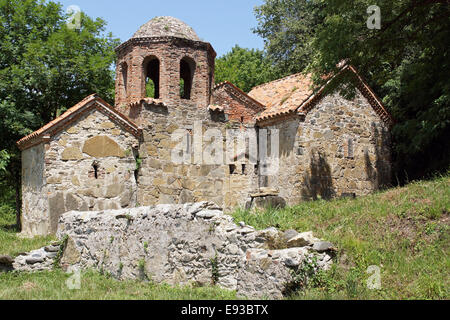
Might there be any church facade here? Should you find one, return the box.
[17,17,393,236]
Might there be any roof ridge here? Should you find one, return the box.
[256,64,394,126]
[17,95,142,150]
[213,81,266,110]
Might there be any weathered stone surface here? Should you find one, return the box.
[49,192,65,234]
[13,247,59,272]
[61,237,81,266]
[44,245,60,253]
[61,147,83,161]
[287,231,320,248]
[312,241,334,252]
[82,136,126,158]
[55,203,333,299]
[283,229,299,242]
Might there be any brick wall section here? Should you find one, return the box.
[211,83,264,124]
[115,38,215,110]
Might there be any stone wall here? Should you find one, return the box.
[134,100,258,210]
[265,90,391,205]
[56,202,334,299]
[21,109,140,237]
[21,144,48,236]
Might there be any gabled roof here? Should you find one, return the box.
[212,81,266,112]
[248,73,314,120]
[249,64,394,127]
[17,94,143,151]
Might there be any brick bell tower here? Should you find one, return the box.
[114,16,217,114]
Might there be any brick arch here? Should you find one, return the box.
[180,56,196,100]
[119,61,128,100]
[142,55,161,99]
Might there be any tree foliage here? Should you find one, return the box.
[0,0,120,225]
[214,45,277,93]
[254,0,325,77]
[254,0,450,181]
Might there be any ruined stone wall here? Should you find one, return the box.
[56,203,334,299]
[21,144,48,236]
[266,90,391,205]
[43,109,139,234]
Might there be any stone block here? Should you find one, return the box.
[82,136,126,158]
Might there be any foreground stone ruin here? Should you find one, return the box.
[2,202,335,299]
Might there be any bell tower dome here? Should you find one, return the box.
[115,16,216,111]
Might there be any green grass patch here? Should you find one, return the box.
[0,270,238,300]
[1,174,448,300]
[233,174,450,300]
[0,203,55,257]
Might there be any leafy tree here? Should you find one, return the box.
[253,0,325,77]
[0,0,120,229]
[214,45,277,93]
[254,0,450,182]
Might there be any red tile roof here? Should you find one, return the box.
[249,64,394,127]
[248,73,314,121]
[17,94,142,151]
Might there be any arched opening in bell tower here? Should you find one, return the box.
[144,56,160,99]
[180,57,196,100]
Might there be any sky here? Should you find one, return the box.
[56,0,266,57]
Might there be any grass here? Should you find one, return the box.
[0,270,238,300]
[0,200,237,300]
[0,203,55,257]
[233,173,450,300]
[0,174,448,300]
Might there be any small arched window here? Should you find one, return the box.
[144,56,160,99]
[180,57,196,100]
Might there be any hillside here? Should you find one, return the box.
[233,173,449,299]
[0,174,448,300]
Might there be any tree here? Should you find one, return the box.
[253,0,325,77]
[214,45,277,93]
[308,0,450,182]
[254,0,450,182]
[0,0,120,229]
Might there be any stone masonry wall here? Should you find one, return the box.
[21,144,48,236]
[41,109,139,235]
[265,90,391,205]
[56,202,334,299]
[135,100,259,210]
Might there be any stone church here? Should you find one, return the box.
[17,17,393,237]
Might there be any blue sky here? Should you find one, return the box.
[56,0,266,57]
